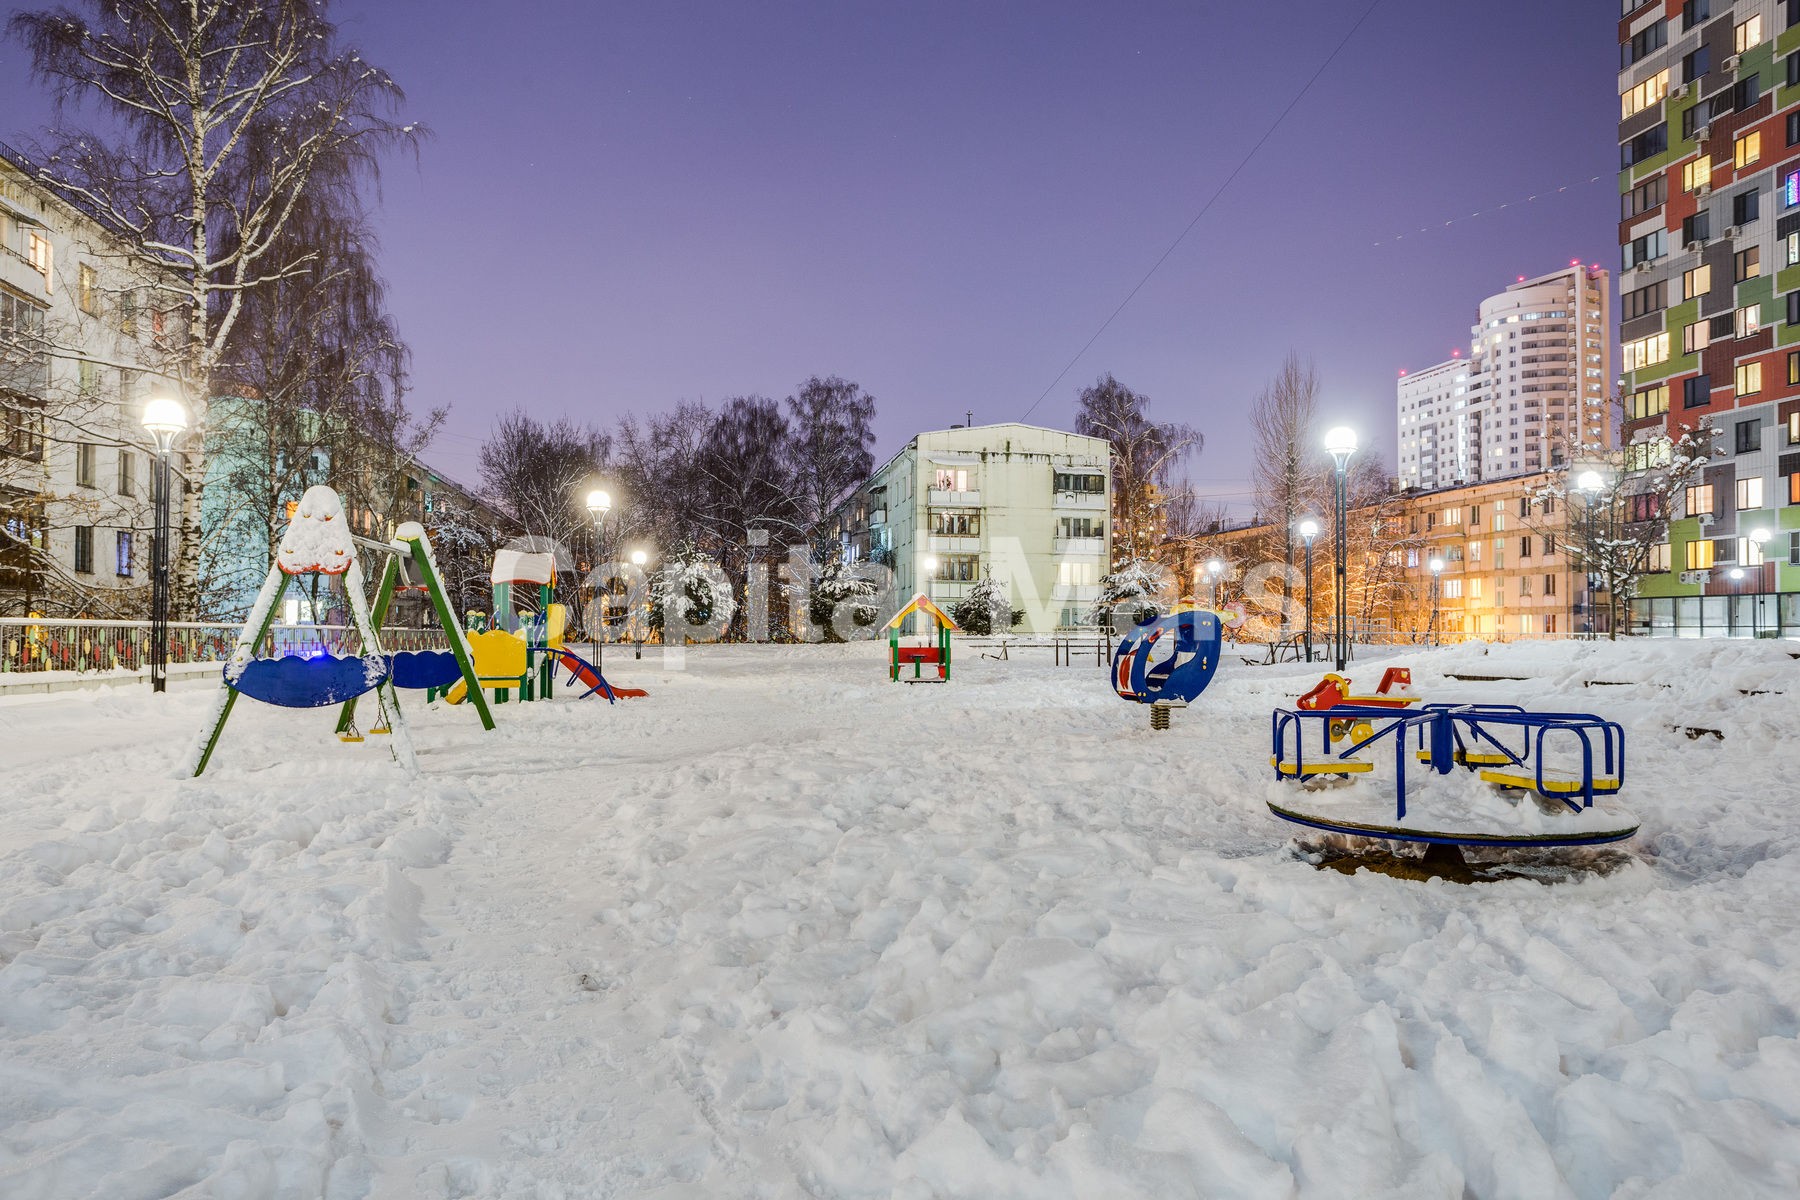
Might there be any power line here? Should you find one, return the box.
[1020,0,1387,422]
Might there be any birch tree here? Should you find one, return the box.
[1073,374,1199,570]
[10,0,420,616]
[1249,353,1328,629]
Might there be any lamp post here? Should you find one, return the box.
[1427,556,1446,646]
[1576,469,1604,638]
[1298,518,1319,661]
[585,488,611,669]
[1205,558,1225,610]
[630,547,649,658]
[141,390,188,694]
[1747,527,1771,637]
[1324,426,1358,671]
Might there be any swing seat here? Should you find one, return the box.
[388,649,464,691]
[227,655,387,708]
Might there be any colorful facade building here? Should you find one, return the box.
[1619,0,1800,635]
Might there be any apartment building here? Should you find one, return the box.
[1398,265,1613,491]
[840,422,1112,633]
[1618,0,1800,635]
[0,144,187,617]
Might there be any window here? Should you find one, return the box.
[1792,351,1800,386]
[115,531,132,578]
[25,230,51,286]
[1736,303,1762,337]
[1622,125,1669,169]
[1520,536,1533,558]
[1051,472,1103,494]
[1737,420,1764,455]
[1734,188,1761,224]
[931,510,979,536]
[117,449,136,497]
[1545,574,1557,597]
[1684,0,1710,31]
[1792,531,1800,563]
[1738,362,1764,395]
[936,554,979,582]
[1057,516,1102,539]
[119,289,137,336]
[1735,74,1763,111]
[1650,542,1672,572]
[1686,44,1712,83]
[1739,476,1765,508]
[1790,409,1800,442]
[1791,292,1800,327]
[75,442,95,487]
[1736,245,1762,281]
[1792,471,1800,504]
[1683,211,1712,244]
[1685,373,1713,407]
[1737,14,1764,52]
[1624,175,1667,219]
[1055,560,1095,587]
[73,526,93,574]
[1684,321,1710,354]
[77,264,96,314]
[1684,263,1712,298]
[1545,534,1557,556]
[1623,229,1667,269]
[1623,332,1671,371]
[1623,69,1670,118]
[1625,19,1668,66]
[1792,54,1800,87]
[933,468,971,492]
[1687,538,1716,569]
[1742,535,1768,565]
[1687,483,1716,516]
[1623,280,1666,319]
[77,359,97,397]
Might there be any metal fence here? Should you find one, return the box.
[0,617,450,675]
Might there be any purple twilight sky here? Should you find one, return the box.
[0,1,1620,516]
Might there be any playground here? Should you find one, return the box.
[1,634,1798,1197]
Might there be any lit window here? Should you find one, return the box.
[1622,332,1671,371]
[1738,477,1764,509]
[77,264,96,314]
[1736,303,1762,337]
[1736,14,1764,53]
[1687,483,1715,516]
[1687,539,1716,569]
[1736,130,1763,169]
[1622,70,1671,119]
[1684,155,1713,192]
[26,230,51,287]
[1684,264,1712,299]
[1737,362,1764,395]
[1684,321,1710,354]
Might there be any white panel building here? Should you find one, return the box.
[846,422,1113,633]
[1397,264,1613,491]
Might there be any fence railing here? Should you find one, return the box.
[0,617,450,676]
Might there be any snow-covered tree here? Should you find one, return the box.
[786,375,876,550]
[1074,375,1200,569]
[10,0,421,616]
[1086,558,1175,628]
[648,544,737,643]
[950,574,1018,636]
[808,556,884,642]
[1529,414,1718,640]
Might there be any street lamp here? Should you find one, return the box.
[1576,470,1605,638]
[141,390,188,694]
[1205,557,1225,610]
[1297,518,1319,661]
[1746,528,1772,637]
[1427,556,1446,646]
[1324,426,1358,671]
[585,489,612,667]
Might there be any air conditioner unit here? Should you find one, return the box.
[1724,225,1741,239]
[1685,239,1705,252]
[1696,125,1712,142]
[1672,83,1690,100]
[1695,182,1712,197]
[1724,55,1740,72]
[1698,513,1716,527]
[1633,261,1654,274]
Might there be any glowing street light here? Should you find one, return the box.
[1323,427,1358,670]
[1298,518,1320,661]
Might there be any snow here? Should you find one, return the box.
[3,640,1800,1197]
[277,487,357,577]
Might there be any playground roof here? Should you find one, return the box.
[883,593,961,632]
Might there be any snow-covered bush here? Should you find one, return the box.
[808,558,884,642]
[951,575,1020,635]
[1087,558,1175,629]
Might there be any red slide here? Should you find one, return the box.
[548,648,647,703]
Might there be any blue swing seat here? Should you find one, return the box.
[227,655,387,708]
[388,649,464,691]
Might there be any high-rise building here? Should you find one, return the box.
[1398,265,1612,492]
[1617,1,1800,634]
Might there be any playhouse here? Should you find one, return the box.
[885,593,959,682]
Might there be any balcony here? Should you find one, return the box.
[1053,536,1105,556]
[0,247,51,300]
[1051,584,1101,603]
[927,534,979,553]
[1052,491,1107,511]
[928,488,980,507]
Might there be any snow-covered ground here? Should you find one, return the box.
[2,639,1799,1198]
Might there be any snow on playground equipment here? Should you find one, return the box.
[1268,673,1637,848]
[444,550,644,704]
[190,488,426,775]
[335,522,495,739]
[885,593,959,682]
[1110,606,1224,728]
